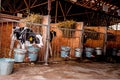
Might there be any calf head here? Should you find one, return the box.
[11,26,43,49]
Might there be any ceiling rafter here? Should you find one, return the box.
[6,1,14,12]
[66,5,72,15]
[0,0,120,26]
[67,0,120,18]
[24,0,29,8]
[55,0,59,23]
[59,1,66,20]
[31,0,38,7]
[17,1,25,11]
[15,0,55,13]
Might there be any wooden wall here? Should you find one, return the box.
[84,26,105,48]
[0,22,13,57]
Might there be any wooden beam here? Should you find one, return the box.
[52,12,92,18]
[55,0,58,23]
[66,5,72,15]
[15,0,55,13]
[59,1,66,20]
[17,1,25,10]
[6,1,14,12]
[24,0,29,8]
[75,1,97,11]
[31,0,38,7]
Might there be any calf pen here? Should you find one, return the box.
[0,18,120,63]
[50,26,83,61]
[0,18,47,62]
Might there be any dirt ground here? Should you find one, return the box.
[0,60,120,80]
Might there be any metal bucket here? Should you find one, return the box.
[28,46,39,61]
[61,46,71,58]
[75,48,82,57]
[14,48,26,62]
[0,58,14,75]
[85,47,94,58]
[95,47,102,55]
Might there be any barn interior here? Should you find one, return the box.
[0,0,120,79]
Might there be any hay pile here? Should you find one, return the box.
[20,14,43,27]
[57,20,77,37]
[58,20,76,29]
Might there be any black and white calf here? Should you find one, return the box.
[10,26,43,50]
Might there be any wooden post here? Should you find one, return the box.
[42,16,50,65]
[80,22,84,54]
[103,27,107,55]
[55,0,58,23]
[43,0,51,65]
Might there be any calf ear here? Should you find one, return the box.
[28,36,35,43]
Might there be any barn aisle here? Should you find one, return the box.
[0,61,120,80]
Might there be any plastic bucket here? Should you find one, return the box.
[61,46,71,58]
[0,58,14,75]
[28,46,39,61]
[95,47,102,55]
[85,47,94,58]
[14,48,26,62]
[75,48,82,57]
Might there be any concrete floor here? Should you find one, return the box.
[0,60,120,80]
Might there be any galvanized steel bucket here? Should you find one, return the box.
[85,47,94,58]
[0,58,14,75]
[14,48,26,62]
[61,46,71,58]
[28,46,39,61]
[75,48,82,57]
[95,47,102,55]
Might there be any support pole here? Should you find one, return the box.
[55,0,58,23]
[44,15,51,65]
[80,22,84,57]
[44,0,51,65]
[103,26,107,56]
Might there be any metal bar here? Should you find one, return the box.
[0,18,48,27]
